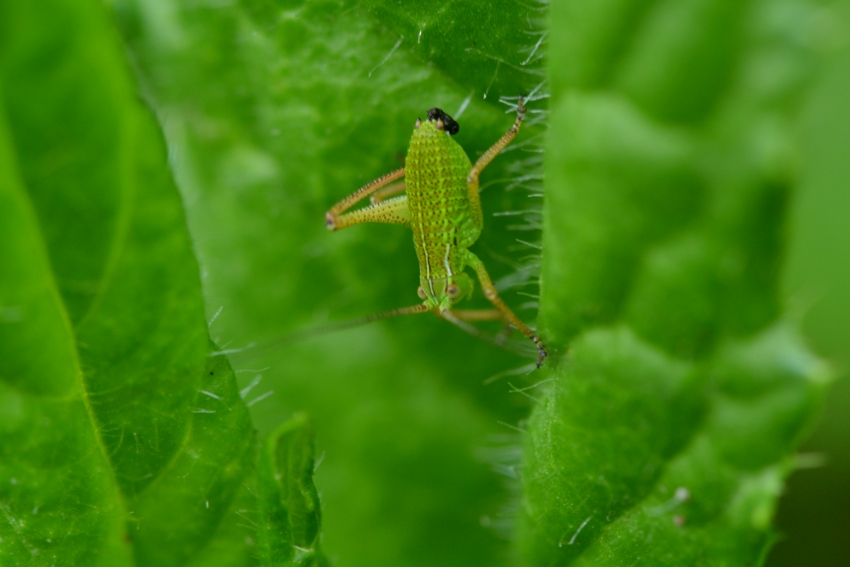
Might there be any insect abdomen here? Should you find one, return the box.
[405,123,478,280]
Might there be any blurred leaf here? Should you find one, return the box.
[0,0,260,564]
[129,352,256,566]
[257,414,324,567]
[770,2,850,564]
[522,0,829,565]
[0,95,131,567]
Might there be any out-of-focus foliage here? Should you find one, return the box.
[771,2,850,564]
[520,1,833,565]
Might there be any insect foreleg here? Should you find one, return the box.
[461,249,548,367]
[466,97,526,226]
[467,96,527,188]
[326,167,405,230]
[464,96,528,230]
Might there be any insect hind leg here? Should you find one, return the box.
[327,195,410,230]
[460,249,548,367]
[326,167,405,230]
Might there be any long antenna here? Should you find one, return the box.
[213,303,430,360]
[213,303,537,363]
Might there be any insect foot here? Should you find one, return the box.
[517,94,528,119]
[535,340,548,369]
[325,212,337,231]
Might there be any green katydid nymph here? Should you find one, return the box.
[325,97,548,367]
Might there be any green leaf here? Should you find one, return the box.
[257,414,323,567]
[0,99,130,567]
[362,0,547,94]
[128,352,256,566]
[522,0,829,565]
[0,0,261,564]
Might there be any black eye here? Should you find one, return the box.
[446,284,460,298]
[426,107,460,135]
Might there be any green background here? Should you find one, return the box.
[1,0,848,565]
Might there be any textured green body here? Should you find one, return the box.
[405,122,480,305]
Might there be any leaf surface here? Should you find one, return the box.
[0,1,262,564]
[521,1,828,565]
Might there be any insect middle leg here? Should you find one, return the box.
[370,181,406,204]
[461,248,547,366]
